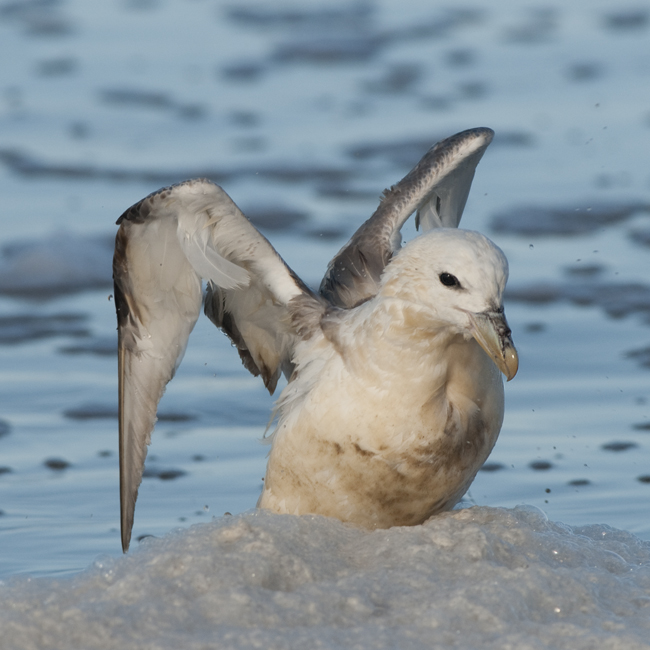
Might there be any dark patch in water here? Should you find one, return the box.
[98,450,112,458]
[564,263,605,278]
[0,148,192,183]
[304,226,349,241]
[632,422,650,431]
[567,62,604,82]
[637,475,650,484]
[494,131,535,147]
[59,336,117,357]
[362,63,422,94]
[491,202,650,237]
[44,458,71,471]
[386,9,484,43]
[346,134,434,160]
[0,466,13,475]
[316,180,379,201]
[201,393,273,426]
[0,148,351,186]
[629,228,650,248]
[99,88,172,109]
[228,132,264,152]
[0,0,74,36]
[225,2,374,30]
[568,479,591,486]
[228,3,481,45]
[35,56,76,76]
[157,412,196,423]
[253,164,350,184]
[177,104,207,121]
[479,461,504,472]
[419,95,453,112]
[445,48,475,67]
[502,8,557,44]
[69,121,90,140]
[229,110,260,128]
[529,460,553,471]
[457,81,488,100]
[507,281,650,325]
[142,466,186,481]
[227,5,482,68]
[243,205,308,231]
[626,346,650,369]
[227,3,379,63]
[524,322,546,333]
[601,441,639,452]
[98,88,206,120]
[603,9,649,31]
[0,419,11,438]
[0,232,113,298]
[221,61,268,82]
[63,405,117,420]
[273,34,383,64]
[0,313,89,344]
[63,403,195,422]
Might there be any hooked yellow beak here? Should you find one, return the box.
[468,309,519,381]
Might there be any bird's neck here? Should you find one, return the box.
[326,298,462,390]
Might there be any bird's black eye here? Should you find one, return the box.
[439,272,460,288]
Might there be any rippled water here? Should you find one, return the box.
[0,1,649,647]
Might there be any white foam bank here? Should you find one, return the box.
[1,506,649,650]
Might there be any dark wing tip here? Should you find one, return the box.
[459,126,494,139]
[439,127,494,148]
[121,521,132,553]
[115,179,215,225]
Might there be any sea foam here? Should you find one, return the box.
[1,506,649,649]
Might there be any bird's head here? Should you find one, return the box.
[380,228,518,381]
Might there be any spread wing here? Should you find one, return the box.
[319,127,494,308]
[113,179,321,552]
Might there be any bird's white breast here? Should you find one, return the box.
[258,299,504,528]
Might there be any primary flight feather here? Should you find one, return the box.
[113,127,518,552]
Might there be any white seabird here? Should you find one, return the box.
[113,127,518,552]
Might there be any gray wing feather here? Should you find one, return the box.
[114,179,318,551]
[114,214,202,553]
[319,127,494,308]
